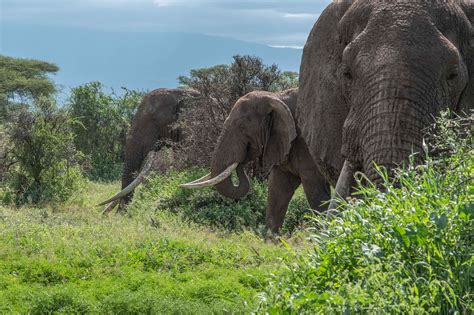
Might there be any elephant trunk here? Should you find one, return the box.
[209,129,250,200]
[361,94,432,184]
[121,139,145,204]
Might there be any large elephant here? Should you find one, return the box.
[297,0,473,205]
[99,88,199,212]
[181,89,329,232]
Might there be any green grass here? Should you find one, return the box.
[0,181,293,313]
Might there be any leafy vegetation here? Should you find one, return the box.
[68,82,143,181]
[127,167,312,234]
[3,97,84,204]
[258,113,473,314]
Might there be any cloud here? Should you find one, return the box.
[2,0,331,47]
[268,45,303,49]
[283,13,316,19]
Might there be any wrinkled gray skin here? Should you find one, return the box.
[121,88,199,207]
[297,0,473,199]
[210,89,329,232]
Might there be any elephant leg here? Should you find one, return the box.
[266,167,301,233]
[299,168,330,213]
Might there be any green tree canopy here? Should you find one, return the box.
[0,55,58,101]
[0,55,59,120]
[178,55,298,103]
[68,82,143,181]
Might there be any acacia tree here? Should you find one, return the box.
[0,55,60,188]
[0,55,59,121]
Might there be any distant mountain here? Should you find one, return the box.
[0,25,302,96]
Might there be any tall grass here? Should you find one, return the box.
[258,113,473,313]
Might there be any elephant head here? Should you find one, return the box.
[297,0,474,200]
[181,90,297,199]
[98,88,199,212]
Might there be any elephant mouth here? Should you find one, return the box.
[179,163,239,189]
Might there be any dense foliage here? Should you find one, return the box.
[68,82,143,181]
[3,97,83,204]
[258,113,473,314]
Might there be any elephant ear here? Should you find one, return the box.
[296,1,353,181]
[262,97,297,169]
[459,1,474,113]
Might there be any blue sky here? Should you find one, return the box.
[1,0,331,48]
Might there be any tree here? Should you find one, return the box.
[6,97,83,204]
[178,55,297,104]
[0,55,59,121]
[68,82,143,181]
[275,71,299,91]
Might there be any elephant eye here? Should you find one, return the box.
[342,66,353,81]
[343,70,353,80]
[447,72,458,81]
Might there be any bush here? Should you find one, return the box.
[4,97,84,204]
[127,168,312,234]
[68,82,143,181]
[257,113,473,313]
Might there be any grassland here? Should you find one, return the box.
[0,178,303,313]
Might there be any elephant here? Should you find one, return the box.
[99,88,200,212]
[296,0,473,207]
[181,88,330,233]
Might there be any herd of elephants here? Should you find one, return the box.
[99,0,474,233]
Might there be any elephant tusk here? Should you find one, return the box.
[328,160,358,210]
[97,152,157,207]
[101,198,120,215]
[179,163,239,189]
[183,173,212,185]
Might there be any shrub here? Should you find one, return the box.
[257,113,473,313]
[4,97,84,204]
[128,168,311,234]
[68,82,143,181]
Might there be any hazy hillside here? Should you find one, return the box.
[1,25,302,95]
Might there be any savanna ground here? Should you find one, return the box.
[1,113,473,314]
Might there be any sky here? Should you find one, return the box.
[1,0,332,48]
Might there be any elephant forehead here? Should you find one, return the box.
[342,0,469,37]
[233,98,269,115]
